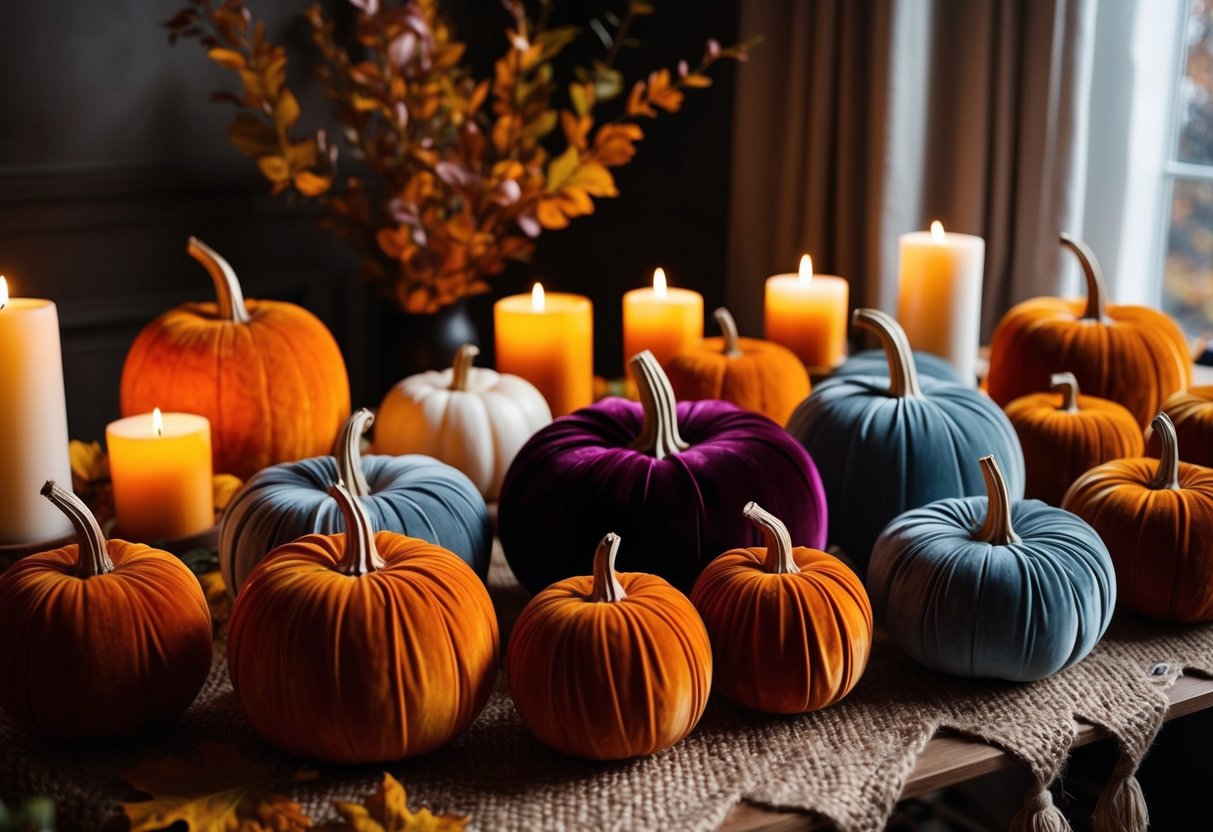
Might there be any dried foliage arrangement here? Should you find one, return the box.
[166,1,753,312]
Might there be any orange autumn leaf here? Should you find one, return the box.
[645,68,684,112]
[626,81,655,118]
[536,147,617,230]
[560,110,591,151]
[207,47,246,70]
[328,773,468,832]
[294,170,333,197]
[120,742,314,832]
[590,123,643,167]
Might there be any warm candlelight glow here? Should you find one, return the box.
[653,267,668,300]
[152,407,164,438]
[799,255,813,284]
[0,276,7,310]
[531,282,545,313]
[930,220,946,242]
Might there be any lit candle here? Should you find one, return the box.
[898,221,985,385]
[622,268,704,369]
[106,408,214,541]
[763,255,850,369]
[494,284,593,417]
[0,276,74,544]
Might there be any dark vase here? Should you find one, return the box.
[376,299,480,394]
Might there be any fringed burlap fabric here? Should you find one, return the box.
[2,549,1211,832]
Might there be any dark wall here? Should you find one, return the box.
[0,1,740,442]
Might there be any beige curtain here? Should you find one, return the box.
[727,0,1098,340]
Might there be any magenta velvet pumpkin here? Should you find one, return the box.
[499,351,828,592]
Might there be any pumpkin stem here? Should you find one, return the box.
[628,350,690,460]
[1050,372,1080,414]
[187,237,251,324]
[714,308,743,358]
[334,408,374,498]
[1060,234,1107,322]
[852,308,922,398]
[328,483,385,576]
[1148,412,1182,490]
[587,532,626,603]
[974,456,1021,546]
[41,480,113,577]
[450,343,479,392]
[744,501,800,575]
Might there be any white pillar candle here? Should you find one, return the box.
[897,222,985,385]
[0,276,74,544]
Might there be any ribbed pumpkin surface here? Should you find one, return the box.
[1161,385,1213,467]
[666,335,810,425]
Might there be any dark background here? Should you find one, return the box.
[0,1,740,442]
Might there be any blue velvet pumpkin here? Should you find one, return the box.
[835,348,963,385]
[219,409,491,594]
[868,455,1115,681]
[786,309,1025,570]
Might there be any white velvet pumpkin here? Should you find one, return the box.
[375,345,552,500]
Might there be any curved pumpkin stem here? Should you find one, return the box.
[1148,412,1182,491]
[450,343,479,392]
[328,483,385,575]
[187,236,251,324]
[852,308,922,398]
[41,480,113,577]
[628,350,690,460]
[714,308,743,358]
[974,456,1020,546]
[1050,372,1080,414]
[744,501,800,575]
[587,532,626,603]
[334,408,374,499]
[1060,234,1106,322]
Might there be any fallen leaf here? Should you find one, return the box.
[328,773,467,832]
[120,742,312,832]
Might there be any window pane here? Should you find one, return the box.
[1178,0,1213,163]
[1164,178,1213,339]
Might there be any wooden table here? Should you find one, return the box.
[719,673,1213,831]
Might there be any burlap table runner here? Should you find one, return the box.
[3,547,1212,832]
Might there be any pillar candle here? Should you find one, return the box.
[107,409,214,541]
[898,221,985,385]
[622,268,704,368]
[0,276,74,544]
[763,255,849,369]
[495,284,593,417]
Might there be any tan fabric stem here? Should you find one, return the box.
[852,308,922,398]
[744,501,799,574]
[41,480,113,577]
[1148,412,1181,490]
[187,237,251,324]
[1060,234,1106,322]
[328,483,384,575]
[587,533,626,602]
[714,308,743,358]
[975,455,1020,545]
[334,409,374,498]
[628,350,690,459]
[1049,372,1080,413]
[450,344,479,391]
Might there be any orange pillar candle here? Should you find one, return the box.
[495,284,593,417]
[106,408,214,541]
[764,255,850,369]
[622,268,704,368]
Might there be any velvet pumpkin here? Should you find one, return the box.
[987,235,1191,427]
[786,308,1025,570]
[1004,372,1144,506]
[1063,413,1213,623]
[1158,385,1213,467]
[375,344,551,500]
[120,237,351,478]
[690,502,872,714]
[869,456,1115,681]
[0,482,212,739]
[219,408,490,595]
[665,308,810,425]
[507,532,712,760]
[228,483,498,763]
[499,350,827,593]
[834,348,963,385]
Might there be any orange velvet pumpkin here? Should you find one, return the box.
[506,533,712,760]
[1063,413,1213,622]
[987,235,1190,427]
[0,482,212,740]
[666,308,810,425]
[1158,385,1213,467]
[1004,372,1144,506]
[227,483,498,763]
[690,502,872,714]
[120,237,351,479]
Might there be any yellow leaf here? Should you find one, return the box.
[257,155,291,182]
[331,773,468,832]
[213,474,243,513]
[352,93,382,112]
[682,73,713,89]
[197,570,230,629]
[69,440,108,485]
[207,47,246,70]
[120,742,313,832]
[544,146,580,192]
[275,90,301,131]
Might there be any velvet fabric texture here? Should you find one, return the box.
[220,454,491,594]
[1160,385,1213,467]
[868,497,1115,681]
[499,399,827,594]
[834,349,962,384]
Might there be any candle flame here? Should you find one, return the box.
[798,255,813,283]
[152,407,164,438]
[0,276,7,310]
[653,268,667,300]
[531,282,545,313]
[930,220,946,242]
